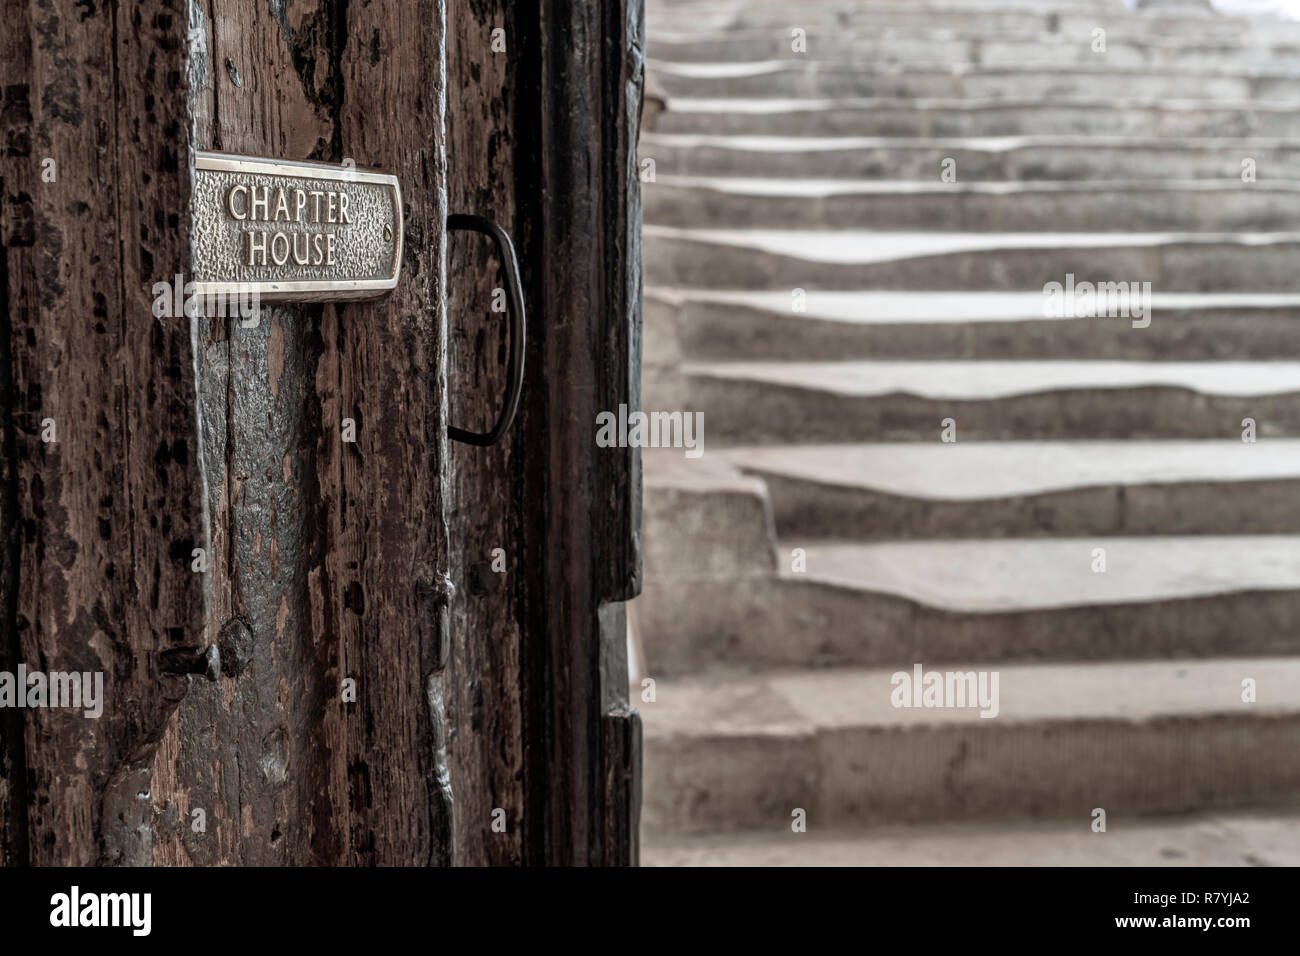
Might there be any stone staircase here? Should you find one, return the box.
[636,0,1300,865]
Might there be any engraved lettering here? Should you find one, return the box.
[226,184,248,220]
[193,152,400,299]
[247,230,268,267]
[250,186,269,221]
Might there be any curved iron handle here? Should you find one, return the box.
[446,214,526,446]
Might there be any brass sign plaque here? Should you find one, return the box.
[192,151,402,301]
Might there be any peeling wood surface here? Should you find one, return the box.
[151,0,453,866]
[444,0,527,867]
[152,0,350,867]
[1,0,203,865]
[337,0,454,867]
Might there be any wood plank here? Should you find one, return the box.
[1,0,203,865]
[337,0,454,867]
[152,0,353,866]
[155,0,455,868]
[524,0,646,865]
[445,1,527,867]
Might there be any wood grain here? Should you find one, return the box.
[1,0,204,865]
[524,0,645,865]
[152,0,453,866]
[337,0,454,867]
[444,0,527,868]
[3,0,642,867]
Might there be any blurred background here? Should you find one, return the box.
[631,0,1300,865]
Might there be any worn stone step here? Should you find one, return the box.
[642,811,1300,865]
[653,291,1297,400]
[637,535,1300,673]
[643,227,1300,291]
[647,3,1300,40]
[639,133,1300,181]
[642,449,778,579]
[640,656,1300,832]
[644,178,1300,231]
[681,359,1300,443]
[727,440,1300,538]
[795,536,1300,612]
[650,0,1131,10]
[648,60,1300,100]
[648,0,1194,19]
[646,30,1300,69]
[639,439,1300,612]
[646,290,1300,362]
[654,97,1300,137]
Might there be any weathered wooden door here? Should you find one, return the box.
[2,0,642,866]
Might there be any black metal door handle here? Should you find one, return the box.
[447,214,526,446]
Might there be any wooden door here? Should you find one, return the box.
[1,0,642,867]
[442,0,646,867]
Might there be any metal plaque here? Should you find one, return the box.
[191,151,402,302]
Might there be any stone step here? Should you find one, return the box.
[650,0,1133,10]
[639,441,1300,623]
[643,227,1300,291]
[725,439,1300,538]
[637,537,1300,673]
[644,178,1300,232]
[789,534,1300,614]
[646,31,1300,69]
[642,449,778,579]
[654,97,1300,137]
[680,359,1300,443]
[649,60,1300,99]
[642,811,1300,865]
[647,3,1300,41]
[646,290,1300,362]
[640,657,1300,832]
[639,133,1300,181]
